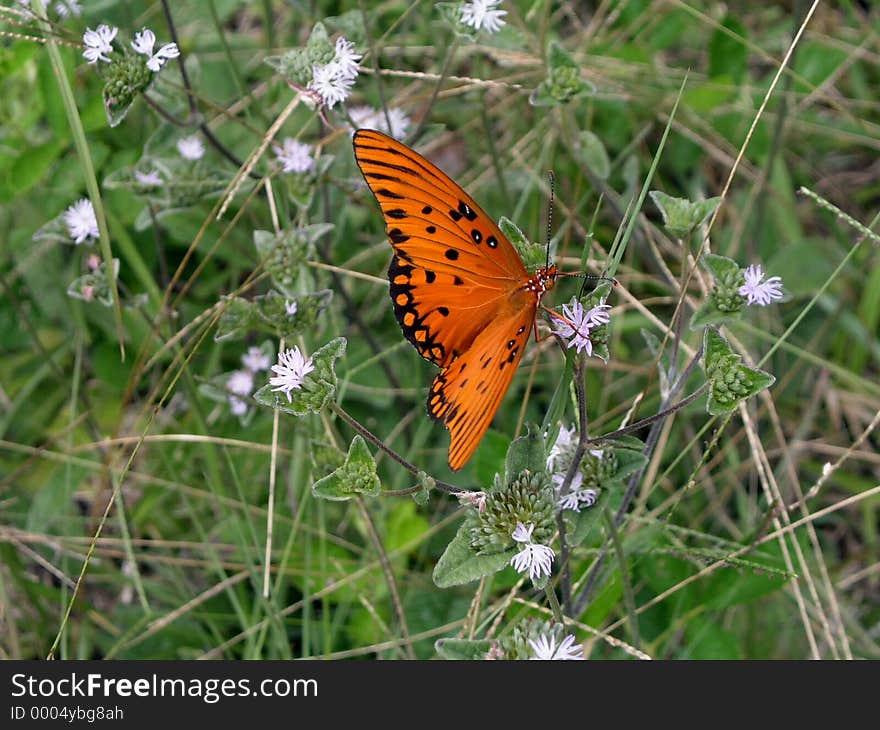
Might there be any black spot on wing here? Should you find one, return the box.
[388,228,410,244]
[458,201,478,221]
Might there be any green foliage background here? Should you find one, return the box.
[0,1,878,659]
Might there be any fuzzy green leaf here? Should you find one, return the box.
[497,216,544,270]
[690,299,741,330]
[253,225,332,296]
[505,425,546,483]
[67,259,119,307]
[433,521,516,588]
[214,296,256,342]
[577,131,611,180]
[312,435,380,501]
[703,328,775,415]
[253,289,333,338]
[529,41,595,107]
[701,252,741,280]
[650,191,720,238]
[434,638,494,660]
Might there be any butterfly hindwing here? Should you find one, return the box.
[427,304,537,470]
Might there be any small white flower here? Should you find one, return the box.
[273,138,315,174]
[131,28,180,72]
[229,397,248,416]
[81,284,95,302]
[547,423,575,472]
[511,521,534,544]
[333,37,362,80]
[62,198,99,244]
[309,62,355,109]
[558,487,599,512]
[177,135,205,161]
[460,0,508,34]
[146,42,180,72]
[269,346,315,402]
[55,0,82,18]
[738,264,784,306]
[134,169,163,186]
[86,254,101,271]
[349,105,412,140]
[131,29,156,56]
[82,24,118,64]
[285,300,299,316]
[242,346,271,373]
[551,300,611,356]
[529,633,584,660]
[227,369,254,397]
[510,522,555,582]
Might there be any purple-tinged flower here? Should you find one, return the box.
[551,300,611,356]
[738,264,783,306]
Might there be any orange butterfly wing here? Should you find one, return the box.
[353,128,537,470]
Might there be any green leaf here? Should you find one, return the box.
[577,131,611,180]
[10,139,65,194]
[311,435,380,501]
[608,443,648,483]
[498,216,543,270]
[701,252,740,280]
[433,520,516,588]
[529,41,595,107]
[703,327,775,415]
[708,15,748,83]
[434,638,494,660]
[253,224,332,297]
[214,296,256,342]
[253,337,346,416]
[690,299,741,330]
[67,259,119,307]
[504,424,546,483]
[649,190,720,238]
[411,471,435,506]
[252,289,334,338]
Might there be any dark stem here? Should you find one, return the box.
[573,343,705,615]
[554,356,590,611]
[329,402,462,494]
[158,0,261,178]
[356,496,416,659]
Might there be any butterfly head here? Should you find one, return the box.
[525,265,558,300]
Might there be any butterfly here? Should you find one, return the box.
[353,128,560,471]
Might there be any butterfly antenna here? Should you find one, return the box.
[545,170,555,269]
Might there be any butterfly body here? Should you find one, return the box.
[353,129,557,470]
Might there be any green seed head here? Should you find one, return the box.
[469,470,556,554]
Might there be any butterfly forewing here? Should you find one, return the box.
[353,129,528,278]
